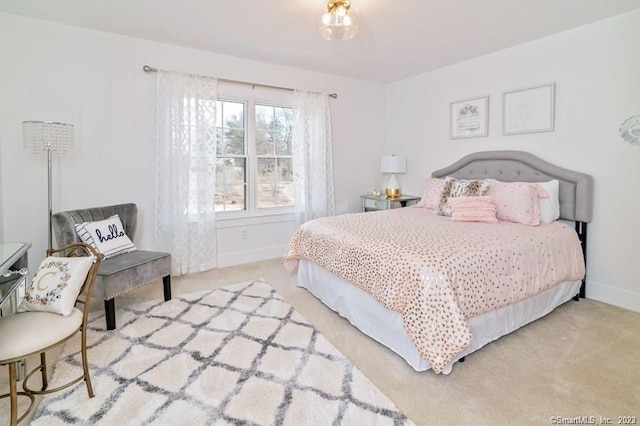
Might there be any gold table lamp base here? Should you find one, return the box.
[386,188,401,199]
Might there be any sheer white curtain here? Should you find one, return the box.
[292,90,335,225]
[155,70,218,275]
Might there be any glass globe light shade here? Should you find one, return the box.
[319,1,359,41]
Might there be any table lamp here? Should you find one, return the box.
[380,155,406,199]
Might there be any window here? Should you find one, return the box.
[255,105,294,209]
[216,101,246,212]
[215,98,294,214]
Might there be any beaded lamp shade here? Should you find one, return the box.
[23,121,74,155]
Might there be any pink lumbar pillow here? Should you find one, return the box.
[449,195,498,223]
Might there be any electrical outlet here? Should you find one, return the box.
[240,229,248,239]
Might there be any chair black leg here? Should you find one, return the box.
[104,299,116,330]
[163,275,172,301]
[39,352,48,391]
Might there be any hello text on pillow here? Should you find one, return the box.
[75,215,137,259]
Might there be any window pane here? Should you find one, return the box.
[277,158,294,207]
[257,158,276,184]
[256,105,274,130]
[277,158,293,182]
[256,158,295,209]
[224,158,245,184]
[276,181,295,207]
[256,183,276,209]
[274,107,292,155]
[221,184,245,211]
[224,128,245,155]
[257,157,277,208]
[256,128,274,156]
[256,105,274,156]
[224,101,244,128]
[217,100,245,156]
[257,181,295,209]
[215,158,246,211]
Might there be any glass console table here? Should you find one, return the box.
[0,242,31,379]
[0,242,31,313]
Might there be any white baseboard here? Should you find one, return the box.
[586,280,640,313]
[217,245,286,268]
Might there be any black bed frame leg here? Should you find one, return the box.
[105,299,116,330]
[574,221,588,302]
[163,275,172,301]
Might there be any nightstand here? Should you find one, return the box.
[361,194,420,212]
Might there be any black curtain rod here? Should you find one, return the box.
[142,65,337,99]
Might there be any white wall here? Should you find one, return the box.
[0,13,385,269]
[385,10,640,312]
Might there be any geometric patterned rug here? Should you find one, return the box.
[30,281,415,425]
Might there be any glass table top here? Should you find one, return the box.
[0,242,31,309]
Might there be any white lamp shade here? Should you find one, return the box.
[380,156,406,174]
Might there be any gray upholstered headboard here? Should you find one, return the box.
[432,150,593,223]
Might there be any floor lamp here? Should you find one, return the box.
[23,121,75,250]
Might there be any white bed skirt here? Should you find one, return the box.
[297,259,581,374]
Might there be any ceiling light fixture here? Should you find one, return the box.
[319,1,359,41]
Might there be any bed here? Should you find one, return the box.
[283,150,593,374]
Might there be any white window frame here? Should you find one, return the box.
[216,83,295,222]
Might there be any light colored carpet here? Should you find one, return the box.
[30,281,415,425]
[2,258,640,425]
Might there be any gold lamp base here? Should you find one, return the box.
[386,188,401,199]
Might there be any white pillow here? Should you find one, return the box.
[537,180,560,224]
[75,215,137,259]
[22,255,96,316]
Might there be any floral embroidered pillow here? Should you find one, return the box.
[21,255,96,316]
[437,177,491,216]
[75,214,137,259]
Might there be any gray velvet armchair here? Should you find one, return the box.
[52,203,171,330]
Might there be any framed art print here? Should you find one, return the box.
[450,96,489,139]
[503,83,555,135]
